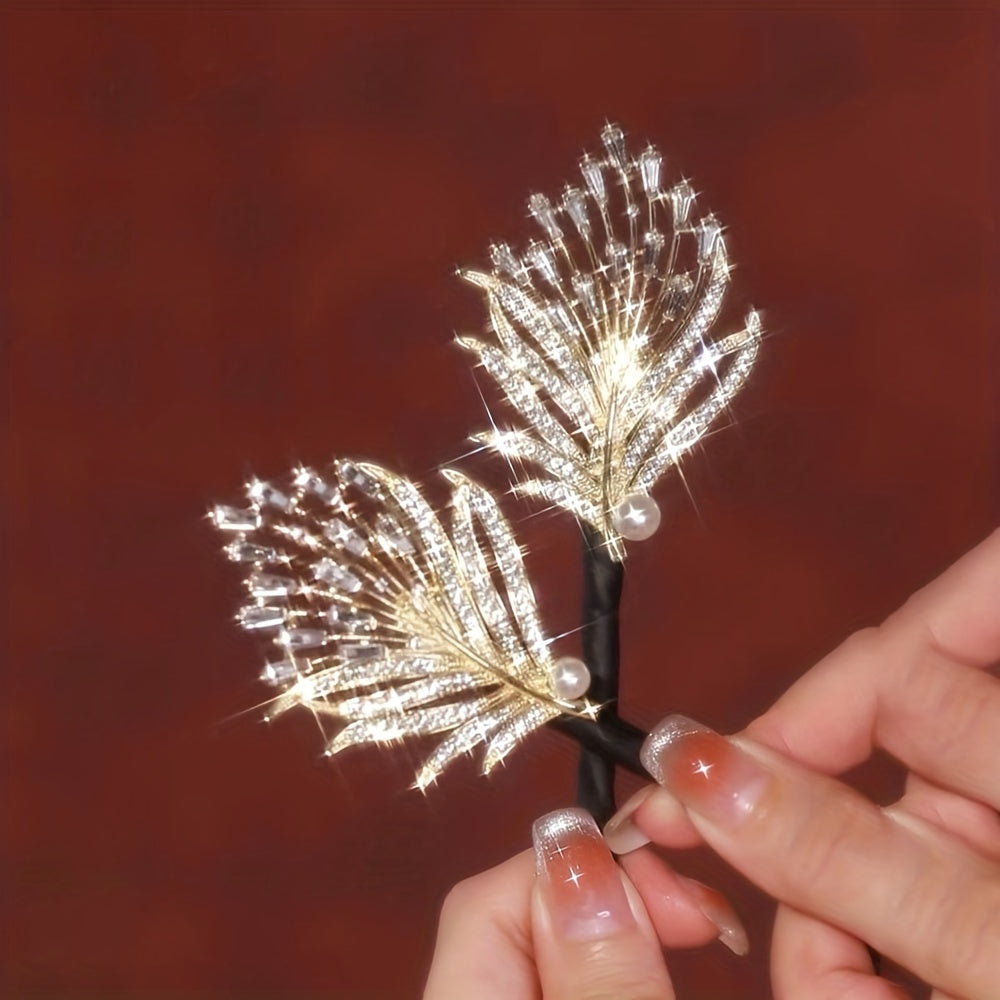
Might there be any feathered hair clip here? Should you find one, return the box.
[212,124,761,823]
[213,461,601,791]
[459,122,760,560]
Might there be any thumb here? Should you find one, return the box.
[531,808,674,1000]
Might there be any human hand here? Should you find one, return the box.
[424,529,1000,998]
[423,806,746,1000]
[604,527,1000,998]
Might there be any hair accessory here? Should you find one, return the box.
[212,125,761,824]
[460,122,760,560]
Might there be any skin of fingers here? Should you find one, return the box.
[897,526,1000,666]
[427,534,1000,999]
[531,876,676,1000]
[746,530,1000,995]
[744,528,1000,808]
[771,903,911,1000]
[423,850,540,1000]
[873,644,1000,811]
[612,772,1000,993]
[604,783,700,855]
[637,726,1000,998]
[610,763,1000,990]
[608,713,1000,865]
[898,773,1000,861]
[611,528,1000,861]
[531,808,674,1000]
[618,847,747,954]
[603,532,1000,995]
[766,773,1000,999]
[424,833,724,999]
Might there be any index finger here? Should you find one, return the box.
[635,716,1000,997]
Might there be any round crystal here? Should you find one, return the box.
[551,656,591,701]
[611,494,661,542]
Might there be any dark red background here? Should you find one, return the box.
[3,7,998,998]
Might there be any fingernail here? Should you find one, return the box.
[640,715,770,829]
[603,785,655,855]
[533,807,636,941]
[678,876,750,956]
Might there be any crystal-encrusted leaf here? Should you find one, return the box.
[303,654,452,700]
[483,701,561,774]
[512,478,601,525]
[468,341,587,466]
[635,320,761,491]
[412,700,517,791]
[323,698,495,756]
[452,472,552,682]
[213,461,597,788]
[462,124,763,558]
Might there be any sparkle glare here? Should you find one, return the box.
[462,123,762,559]
[693,758,714,779]
[213,124,765,789]
[214,458,599,790]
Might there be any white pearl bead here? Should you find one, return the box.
[550,656,591,700]
[611,493,661,541]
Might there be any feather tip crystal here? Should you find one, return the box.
[461,124,762,558]
[213,461,597,788]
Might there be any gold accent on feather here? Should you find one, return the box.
[212,461,596,789]
[460,124,762,559]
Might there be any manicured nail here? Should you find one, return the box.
[640,715,770,829]
[603,785,655,855]
[533,807,636,941]
[678,876,750,956]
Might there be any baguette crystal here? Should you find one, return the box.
[212,460,598,788]
[460,124,762,558]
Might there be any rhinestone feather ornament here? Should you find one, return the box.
[460,124,762,559]
[211,461,598,790]
[213,125,765,815]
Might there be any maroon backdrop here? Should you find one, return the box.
[4,8,998,999]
